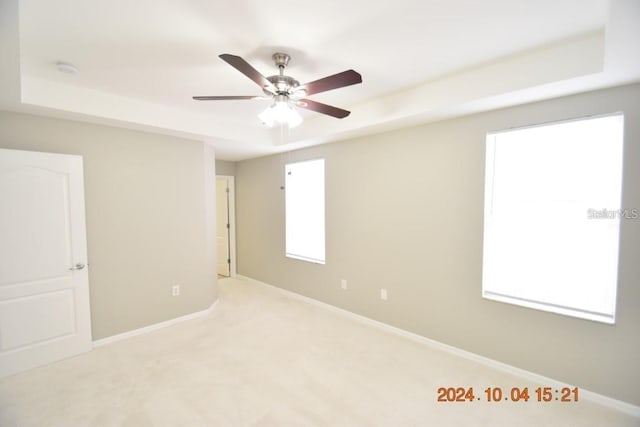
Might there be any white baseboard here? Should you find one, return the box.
[236,275,640,418]
[92,300,218,348]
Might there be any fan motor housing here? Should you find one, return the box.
[265,75,300,95]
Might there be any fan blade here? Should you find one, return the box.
[219,54,276,94]
[297,99,351,119]
[302,70,362,96]
[193,96,261,101]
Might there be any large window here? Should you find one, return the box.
[285,158,325,264]
[482,113,624,323]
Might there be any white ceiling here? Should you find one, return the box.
[1,0,639,160]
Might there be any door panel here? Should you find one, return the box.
[0,168,72,285]
[216,177,230,277]
[1,288,75,351]
[0,148,92,378]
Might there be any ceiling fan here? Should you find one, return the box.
[193,53,362,128]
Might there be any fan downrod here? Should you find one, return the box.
[263,52,302,96]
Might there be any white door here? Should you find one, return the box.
[216,177,230,277]
[0,148,92,378]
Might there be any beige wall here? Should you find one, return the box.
[236,83,640,406]
[215,159,236,176]
[0,111,218,340]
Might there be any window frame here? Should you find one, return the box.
[284,158,326,265]
[481,113,624,324]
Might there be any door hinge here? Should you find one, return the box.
[226,223,230,229]
[225,187,229,193]
[227,258,231,264]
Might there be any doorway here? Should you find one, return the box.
[216,176,236,277]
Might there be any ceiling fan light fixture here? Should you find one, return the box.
[193,52,362,125]
[258,96,303,128]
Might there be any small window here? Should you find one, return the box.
[285,159,325,264]
[482,113,624,323]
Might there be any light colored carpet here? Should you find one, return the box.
[0,276,637,426]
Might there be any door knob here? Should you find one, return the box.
[69,263,86,271]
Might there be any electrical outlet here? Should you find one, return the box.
[380,288,388,300]
[172,285,180,296]
[341,279,348,290]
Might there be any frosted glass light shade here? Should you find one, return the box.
[258,100,303,128]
